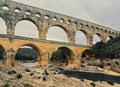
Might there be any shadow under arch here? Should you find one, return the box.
[15,44,41,63]
[0,44,6,64]
[81,49,95,58]
[50,46,76,67]
[106,36,113,42]
[14,18,39,38]
[46,25,69,42]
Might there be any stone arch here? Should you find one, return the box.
[0,44,6,64]
[15,43,41,56]
[50,46,76,67]
[26,10,31,15]
[106,36,113,42]
[0,16,7,34]
[2,5,10,10]
[14,7,21,13]
[15,19,39,38]
[46,25,68,42]
[93,33,102,44]
[35,12,41,17]
[75,30,87,45]
[15,43,41,64]
[81,49,94,58]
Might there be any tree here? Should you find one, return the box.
[51,49,67,64]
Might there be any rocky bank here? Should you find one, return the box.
[0,59,120,87]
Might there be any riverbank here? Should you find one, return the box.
[0,60,120,87]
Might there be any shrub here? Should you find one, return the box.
[7,70,16,75]
[90,82,96,87]
[107,81,114,86]
[3,83,9,87]
[29,73,34,76]
[25,68,31,72]
[16,74,22,79]
[23,83,33,87]
[7,71,13,75]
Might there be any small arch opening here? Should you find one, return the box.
[67,20,71,24]
[80,23,83,27]
[91,26,94,29]
[45,15,49,19]
[35,12,41,17]
[14,8,21,13]
[26,10,31,15]
[2,5,9,10]
[60,18,64,23]
[105,30,107,33]
[85,25,89,28]
[73,21,77,26]
[53,17,57,21]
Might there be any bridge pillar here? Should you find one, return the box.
[5,48,16,67]
[38,21,48,39]
[68,30,76,43]
[101,36,107,43]
[37,51,51,66]
[38,31,46,39]
[65,54,81,69]
[6,21,15,35]
[4,12,16,35]
[87,34,93,45]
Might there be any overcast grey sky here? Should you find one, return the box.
[12,0,120,30]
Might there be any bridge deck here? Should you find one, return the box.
[0,34,91,48]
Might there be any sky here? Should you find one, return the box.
[1,0,120,44]
[11,0,120,30]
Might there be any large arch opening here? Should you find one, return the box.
[75,30,87,45]
[93,33,101,44]
[50,46,75,67]
[15,45,39,65]
[15,20,38,38]
[81,49,95,58]
[106,36,113,42]
[46,26,68,42]
[0,45,5,65]
[0,17,7,34]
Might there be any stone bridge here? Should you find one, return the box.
[0,0,119,67]
[0,34,89,68]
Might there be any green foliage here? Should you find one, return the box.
[91,36,120,59]
[0,46,5,60]
[91,41,106,58]
[3,83,9,87]
[7,70,16,75]
[16,74,22,79]
[107,81,114,86]
[15,48,38,60]
[51,49,67,63]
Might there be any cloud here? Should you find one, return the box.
[12,0,120,30]
[9,0,120,43]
